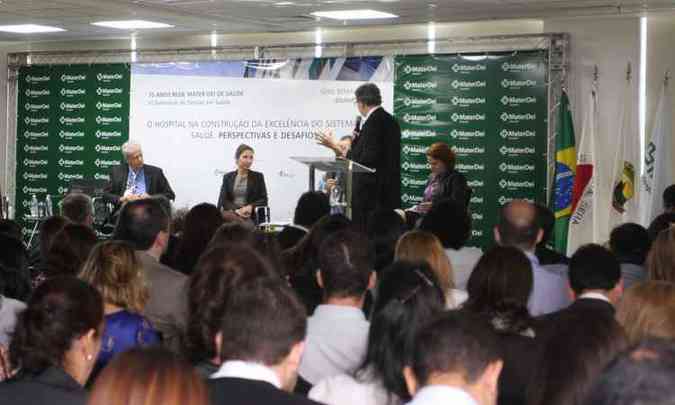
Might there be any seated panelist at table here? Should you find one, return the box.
[104,140,176,205]
[217,144,268,220]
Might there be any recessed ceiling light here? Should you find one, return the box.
[310,9,398,20]
[0,24,65,33]
[274,1,295,5]
[91,20,174,30]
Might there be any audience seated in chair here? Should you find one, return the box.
[616,281,675,344]
[645,226,675,283]
[278,191,330,250]
[609,223,649,289]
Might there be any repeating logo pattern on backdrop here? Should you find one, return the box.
[15,64,130,228]
[394,52,547,248]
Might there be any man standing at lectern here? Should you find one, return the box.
[317,83,401,226]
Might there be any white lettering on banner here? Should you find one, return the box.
[498,179,536,189]
[402,65,437,75]
[97,73,124,81]
[451,64,487,73]
[401,194,424,204]
[450,129,485,140]
[24,145,48,153]
[23,172,48,180]
[500,96,537,106]
[59,116,85,124]
[451,113,486,123]
[402,113,436,124]
[96,87,123,96]
[501,62,538,72]
[23,158,48,167]
[95,144,121,153]
[451,80,487,90]
[94,173,111,181]
[498,196,533,205]
[94,158,121,168]
[25,75,50,83]
[96,130,123,139]
[401,162,430,171]
[499,129,536,139]
[402,97,436,107]
[470,196,484,204]
[59,130,85,139]
[22,186,48,194]
[25,89,50,97]
[501,79,537,88]
[472,212,484,221]
[471,230,484,237]
[24,117,49,125]
[456,163,485,172]
[451,96,486,106]
[402,144,428,156]
[96,101,123,110]
[402,129,436,140]
[402,81,438,91]
[60,88,86,96]
[499,146,536,156]
[58,186,69,194]
[58,158,85,167]
[59,144,85,153]
[467,180,485,188]
[61,74,86,82]
[500,112,536,122]
[24,131,49,139]
[499,163,535,173]
[60,102,86,110]
[57,172,84,181]
[96,116,123,124]
[25,103,50,111]
[401,177,428,187]
[454,146,486,155]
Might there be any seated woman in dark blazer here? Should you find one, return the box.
[406,142,471,224]
[216,144,268,221]
[0,277,104,405]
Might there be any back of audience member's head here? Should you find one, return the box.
[219,278,307,391]
[405,311,503,405]
[10,277,103,376]
[359,260,446,402]
[208,221,254,248]
[663,184,675,211]
[284,214,352,274]
[464,246,534,334]
[585,338,675,405]
[0,219,22,240]
[646,227,675,283]
[609,223,650,264]
[534,203,555,245]
[395,230,454,294]
[173,203,224,274]
[419,198,472,250]
[317,230,372,300]
[46,223,98,278]
[367,209,406,272]
[616,281,675,344]
[251,230,287,277]
[569,244,622,300]
[61,192,93,226]
[527,314,628,405]
[113,198,169,251]
[80,240,149,314]
[0,232,31,300]
[496,200,541,251]
[646,213,675,244]
[186,244,278,364]
[88,347,209,405]
[294,191,330,228]
[170,207,188,236]
[39,216,69,261]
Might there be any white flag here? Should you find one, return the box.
[640,81,673,226]
[567,84,598,255]
[610,75,640,227]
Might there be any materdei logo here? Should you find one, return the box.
[95,144,121,153]
[401,162,430,171]
[451,80,486,90]
[25,75,50,83]
[402,113,436,124]
[499,129,536,139]
[401,129,436,140]
[499,146,536,156]
[451,64,487,73]
[402,65,437,75]
[96,130,123,139]
[401,177,428,187]
[57,172,84,181]
[499,163,535,173]
[450,129,485,140]
[500,112,536,123]
[501,62,538,72]
[498,179,536,190]
[402,97,436,107]
[401,194,424,204]
[402,81,438,91]
[94,159,121,168]
[402,145,427,156]
[97,73,124,82]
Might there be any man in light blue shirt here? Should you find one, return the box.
[494,200,571,316]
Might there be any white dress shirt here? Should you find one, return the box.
[0,295,26,347]
[299,304,369,384]
[406,385,478,405]
[310,372,397,405]
[211,360,281,389]
[578,292,612,303]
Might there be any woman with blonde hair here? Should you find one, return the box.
[646,227,675,283]
[88,347,209,405]
[395,230,467,308]
[616,281,675,344]
[79,241,159,377]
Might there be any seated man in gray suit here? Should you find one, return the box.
[113,197,187,352]
[494,200,571,316]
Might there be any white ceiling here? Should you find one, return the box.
[0,0,673,42]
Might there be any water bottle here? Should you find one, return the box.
[30,194,39,218]
[45,195,53,217]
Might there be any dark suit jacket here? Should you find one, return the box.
[536,297,616,339]
[0,367,86,405]
[428,170,472,207]
[348,107,401,225]
[208,377,323,405]
[217,170,268,212]
[103,164,175,204]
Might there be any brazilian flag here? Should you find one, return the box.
[551,91,576,254]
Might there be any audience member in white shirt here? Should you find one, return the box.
[310,261,446,405]
[403,311,503,405]
[299,230,375,386]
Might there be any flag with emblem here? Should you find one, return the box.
[567,84,598,256]
[551,90,576,254]
[610,72,640,226]
[639,76,672,226]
